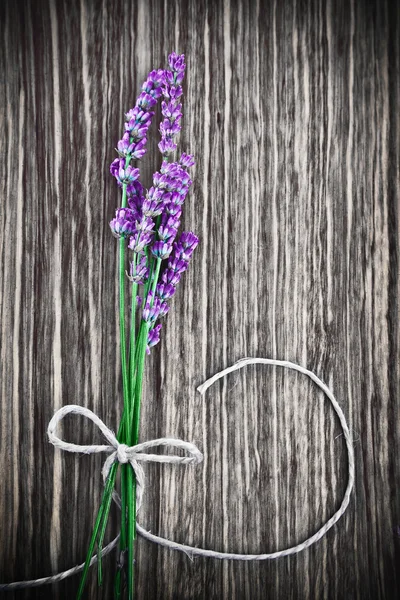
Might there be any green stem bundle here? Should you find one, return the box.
[76,186,163,600]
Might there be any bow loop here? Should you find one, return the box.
[130,438,203,465]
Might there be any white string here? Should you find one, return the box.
[0,357,355,591]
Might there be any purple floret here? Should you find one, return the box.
[158,224,178,243]
[158,139,177,156]
[137,92,157,110]
[146,323,162,354]
[135,216,154,234]
[109,207,137,238]
[156,283,176,300]
[171,232,199,261]
[167,257,188,274]
[128,255,149,284]
[110,68,165,196]
[168,52,186,78]
[151,241,173,259]
[142,292,169,323]
[128,232,153,253]
[161,269,181,287]
[110,159,140,186]
[179,153,195,168]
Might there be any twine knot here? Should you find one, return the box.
[116,443,130,464]
[47,405,203,513]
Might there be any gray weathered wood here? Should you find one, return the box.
[0,0,399,598]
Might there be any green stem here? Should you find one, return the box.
[76,463,118,600]
[124,260,162,597]
[117,191,135,599]
[119,185,129,405]
[132,259,161,443]
[113,462,128,600]
[94,183,132,597]
[128,277,138,406]
[132,324,150,444]
[126,463,136,600]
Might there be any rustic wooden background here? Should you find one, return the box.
[1,0,399,598]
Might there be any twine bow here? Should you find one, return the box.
[47,405,203,513]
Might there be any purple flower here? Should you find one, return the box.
[128,231,153,253]
[146,323,162,354]
[142,292,169,322]
[152,173,173,190]
[164,193,182,216]
[135,216,154,233]
[160,120,181,137]
[127,180,144,200]
[110,69,165,195]
[167,257,188,274]
[179,153,195,168]
[110,160,140,186]
[142,199,164,217]
[151,241,173,259]
[161,269,181,287]
[161,101,182,121]
[137,92,157,110]
[109,208,137,238]
[167,191,185,209]
[168,52,186,76]
[128,255,149,284]
[125,107,153,124]
[127,182,145,213]
[160,161,182,176]
[110,158,120,178]
[180,232,199,249]
[158,224,178,243]
[161,212,181,232]
[117,132,136,156]
[165,203,182,218]
[130,138,147,160]
[162,84,183,101]
[158,55,186,159]
[156,283,176,300]
[156,230,198,294]
[176,170,191,188]
[128,122,150,142]
[158,139,177,156]
[125,110,154,136]
[172,232,199,261]
[142,69,164,98]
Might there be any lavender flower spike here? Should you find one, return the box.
[110,68,164,189]
[158,53,186,158]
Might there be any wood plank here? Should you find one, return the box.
[0,0,399,598]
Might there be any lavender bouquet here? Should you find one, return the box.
[77,53,198,600]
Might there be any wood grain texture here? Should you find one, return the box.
[0,0,399,598]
